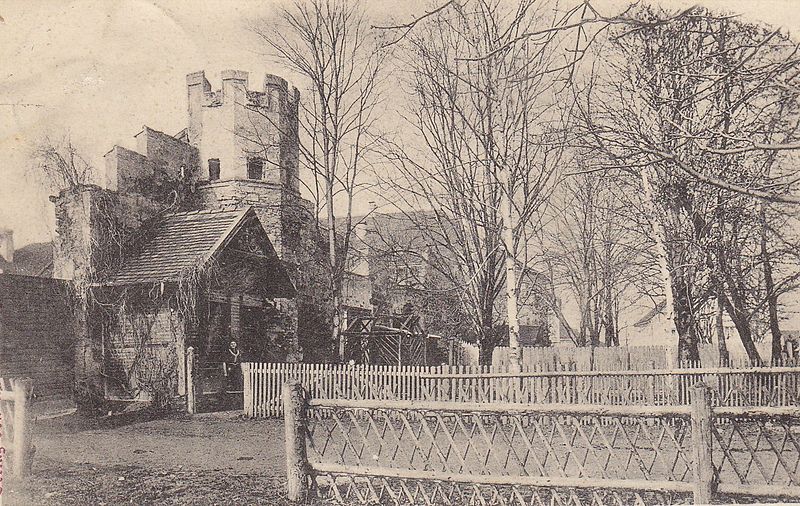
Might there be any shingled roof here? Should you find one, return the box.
[104,207,294,297]
[0,241,54,277]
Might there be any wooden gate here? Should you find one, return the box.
[342,314,435,366]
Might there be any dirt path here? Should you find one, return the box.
[34,412,286,474]
[5,412,295,505]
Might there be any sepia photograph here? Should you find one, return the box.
[2,0,800,504]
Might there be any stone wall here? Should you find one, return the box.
[52,185,166,282]
[104,146,150,193]
[195,179,308,264]
[0,274,75,400]
[104,301,184,401]
[136,126,198,179]
[104,131,199,201]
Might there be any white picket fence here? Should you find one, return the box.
[242,361,800,418]
[243,363,471,417]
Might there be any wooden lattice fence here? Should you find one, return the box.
[283,381,800,505]
[244,362,800,418]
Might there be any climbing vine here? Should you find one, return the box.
[58,165,201,412]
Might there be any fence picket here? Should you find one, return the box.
[242,361,800,417]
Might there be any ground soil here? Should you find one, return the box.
[4,410,301,505]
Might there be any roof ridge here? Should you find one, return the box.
[163,205,250,218]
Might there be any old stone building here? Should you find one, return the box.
[49,69,369,405]
[42,68,548,405]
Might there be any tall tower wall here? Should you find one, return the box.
[187,70,305,263]
[186,70,300,193]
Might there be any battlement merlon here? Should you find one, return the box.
[187,70,300,109]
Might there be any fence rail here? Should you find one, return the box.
[244,361,800,417]
[284,381,800,505]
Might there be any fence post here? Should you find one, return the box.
[242,362,252,417]
[284,380,309,502]
[691,382,714,504]
[11,378,32,478]
[186,347,196,415]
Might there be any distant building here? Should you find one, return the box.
[0,229,53,277]
[619,298,773,360]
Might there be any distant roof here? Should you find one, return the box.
[104,207,294,297]
[361,210,452,252]
[0,242,53,277]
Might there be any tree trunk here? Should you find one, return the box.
[761,208,782,364]
[500,165,522,373]
[719,292,764,366]
[715,293,730,366]
[640,167,678,339]
[580,256,593,347]
[478,327,502,366]
[328,181,343,361]
[673,280,700,363]
[477,309,496,366]
[604,285,618,346]
[590,296,601,347]
[578,301,589,347]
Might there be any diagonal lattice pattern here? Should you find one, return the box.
[713,416,800,486]
[306,407,693,483]
[312,474,692,506]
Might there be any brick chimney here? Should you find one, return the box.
[0,229,13,263]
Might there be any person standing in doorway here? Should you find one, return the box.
[224,340,242,391]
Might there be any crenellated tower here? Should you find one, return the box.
[186,70,306,263]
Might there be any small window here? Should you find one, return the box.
[247,157,264,180]
[208,159,220,180]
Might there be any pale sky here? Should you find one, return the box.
[1,0,799,247]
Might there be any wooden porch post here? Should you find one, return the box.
[186,346,196,414]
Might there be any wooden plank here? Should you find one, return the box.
[417,365,800,378]
[308,397,693,417]
[716,483,800,499]
[714,405,800,417]
[309,462,694,494]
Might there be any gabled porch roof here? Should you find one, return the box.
[102,207,295,298]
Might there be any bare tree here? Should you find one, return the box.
[574,6,800,362]
[547,161,649,347]
[29,134,94,193]
[253,0,388,360]
[380,0,574,366]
